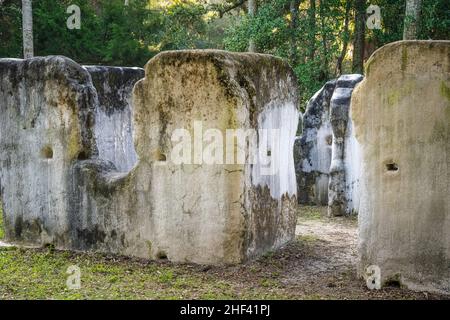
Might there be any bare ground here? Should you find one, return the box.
[199,206,449,300]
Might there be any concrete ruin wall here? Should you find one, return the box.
[353,41,450,293]
[328,75,363,216]
[296,75,363,216]
[296,80,336,205]
[0,56,98,246]
[0,51,299,265]
[85,66,144,172]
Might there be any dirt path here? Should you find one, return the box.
[294,207,358,280]
[201,206,449,299]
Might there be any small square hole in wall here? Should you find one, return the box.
[77,151,89,160]
[153,150,167,162]
[326,135,333,146]
[157,251,168,260]
[40,145,53,159]
[385,162,399,172]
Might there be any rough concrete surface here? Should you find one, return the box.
[0,51,299,265]
[85,65,144,172]
[352,40,450,294]
[296,80,336,205]
[296,74,363,217]
[328,74,363,216]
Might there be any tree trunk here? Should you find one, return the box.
[308,0,316,61]
[22,0,34,59]
[318,0,328,81]
[336,0,352,75]
[403,0,422,40]
[352,0,365,74]
[89,1,102,14]
[248,0,257,52]
[289,0,301,64]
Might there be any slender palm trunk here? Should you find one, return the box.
[308,0,316,61]
[336,0,352,75]
[248,0,257,52]
[22,0,34,59]
[319,0,329,81]
[289,0,300,64]
[403,0,422,40]
[352,0,365,74]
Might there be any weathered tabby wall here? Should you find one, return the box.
[296,75,363,216]
[353,41,450,293]
[85,66,144,172]
[296,80,336,205]
[328,74,363,216]
[0,56,97,245]
[0,51,299,265]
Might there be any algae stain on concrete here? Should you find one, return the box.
[40,145,54,159]
[440,82,450,102]
[146,240,153,258]
[67,123,82,161]
[401,47,408,72]
[387,81,416,107]
[387,90,400,107]
[440,82,450,121]
[429,121,447,143]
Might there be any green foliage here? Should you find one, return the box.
[419,0,450,40]
[32,0,163,66]
[367,0,406,46]
[159,0,211,50]
[0,0,22,58]
[0,0,221,66]
[0,0,449,106]
[33,0,102,63]
[224,0,346,108]
[367,0,450,47]
[97,0,163,66]
[224,0,450,108]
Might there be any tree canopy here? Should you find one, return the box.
[1,0,449,108]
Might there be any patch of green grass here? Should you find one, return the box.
[297,235,320,243]
[346,214,358,225]
[302,294,329,300]
[0,247,297,300]
[262,250,275,259]
[259,278,279,288]
[297,205,327,221]
[156,269,175,283]
[297,205,358,226]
